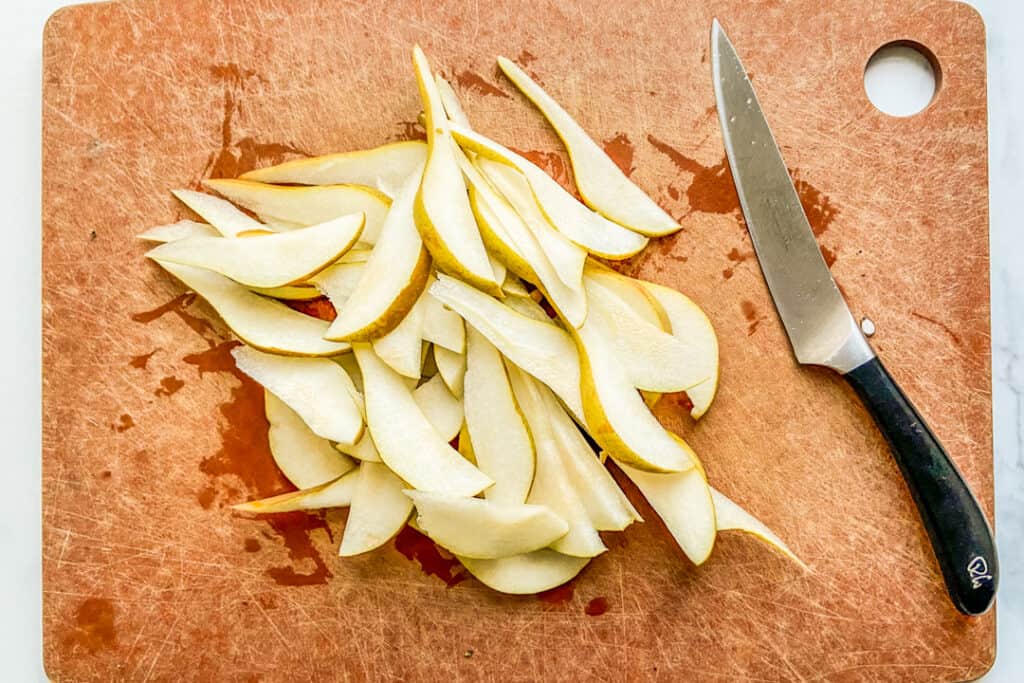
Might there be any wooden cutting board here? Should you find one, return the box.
[41,0,995,680]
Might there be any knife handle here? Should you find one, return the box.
[844,357,997,616]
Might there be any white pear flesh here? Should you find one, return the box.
[411,46,499,295]
[413,372,464,443]
[233,468,359,513]
[430,274,584,421]
[172,189,271,238]
[421,290,466,353]
[433,344,467,398]
[325,165,431,341]
[583,262,668,329]
[203,178,391,243]
[264,390,355,488]
[711,488,807,569]
[309,261,366,312]
[240,141,427,197]
[153,261,349,357]
[147,213,364,289]
[464,327,535,504]
[497,57,680,237]
[339,462,414,556]
[458,549,589,595]
[435,75,471,127]
[354,344,492,496]
[371,291,425,379]
[137,220,218,243]
[407,491,568,559]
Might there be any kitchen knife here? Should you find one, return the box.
[710,19,997,616]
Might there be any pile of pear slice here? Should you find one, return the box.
[140,46,805,594]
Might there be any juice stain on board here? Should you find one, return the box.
[393,526,466,587]
[63,598,117,654]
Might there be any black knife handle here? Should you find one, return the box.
[844,357,997,616]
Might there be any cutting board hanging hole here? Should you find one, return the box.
[864,41,940,117]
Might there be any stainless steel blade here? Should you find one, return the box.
[711,20,873,373]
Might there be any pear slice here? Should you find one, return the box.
[502,293,553,323]
[616,461,717,565]
[575,317,693,473]
[264,390,355,488]
[464,327,535,504]
[451,125,648,259]
[501,275,531,298]
[507,364,606,558]
[582,262,669,330]
[354,344,492,496]
[240,141,427,197]
[152,261,349,357]
[233,468,360,513]
[413,372,463,443]
[172,189,272,238]
[458,549,589,595]
[203,179,391,243]
[339,462,414,556]
[435,75,471,127]
[138,220,219,243]
[232,345,363,445]
[711,488,806,569]
[411,46,499,295]
[147,213,364,289]
[457,422,476,464]
[325,165,431,341]
[433,344,467,398]
[476,158,586,291]
[372,290,426,379]
[407,491,568,559]
[309,261,366,311]
[249,284,324,301]
[429,274,583,420]
[336,432,382,463]
[421,288,465,353]
[497,57,680,237]
[638,280,719,418]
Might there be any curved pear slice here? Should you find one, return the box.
[435,75,471,127]
[616,461,716,565]
[233,468,359,513]
[476,158,586,291]
[433,344,466,398]
[147,213,364,289]
[421,289,465,353]
[458,549,589,595]
[429,274,583,420]
[339,462,413,556]
[451,125,648,259]
[711,488,806,569]
[497,57,680,237]
[203,179,391,243]
[172,189,272,238]
[138,220,218,243]
[232,346,364,445]
[265,390,355,488]
[638,280,720,418]
[502,276,531,298]
[354,344,492,496]
[407,491,568,559]
[309,261,366,311]
[336,432,382,463]
[413,373,463,443]
[464,327,535,504]
[372,291,426,379]
[583,262,669,330]
[508,364,606,558]
[250,284,324,301]
[153,261,349,357]
[240,141,427,197]
[325,166,431,341]
[411,46,499,295]
[576,319,692,473]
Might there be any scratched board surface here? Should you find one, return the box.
[42,0,994,680]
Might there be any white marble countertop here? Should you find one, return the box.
[2,0,1022,679]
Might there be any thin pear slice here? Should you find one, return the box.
[172,189,272,238]
[458,549,589,595]
[433,344,466,398]
[413,372,463,443]
[325,166,431,341]
[232,346,363,445]
[372,291,425,379]
[711,488,806,569]
[264,390,355,488]
[497,58,680,237]
[617,461,717,565]
[583,262,669,330]
[339,462,413,556]
[203,179,391,243]
[435,75,471,127]
[407,491,568,559]
[457,422,476,464]
[336,432,382,463]
[421,289,465,353]
[502,293,553,323]
[638,280,720,418]
[411,46,499,295]
[502,275,530,298]
[476,158,586,291]
[464,327,535,504]
[147,213,364,288]
[354,344,491,496]
[138,220,219,243]
[452,125,648,259]
[576,318,693,473]
[508,364,605,558]
[233,468,359,513]
[430,275,583,420]
[250,284,324,301]
[309,261,366,311]
[153,261,349,356]
[539,385,641,531]
[240,141,427,197]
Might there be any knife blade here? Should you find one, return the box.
[711,19,997,616]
